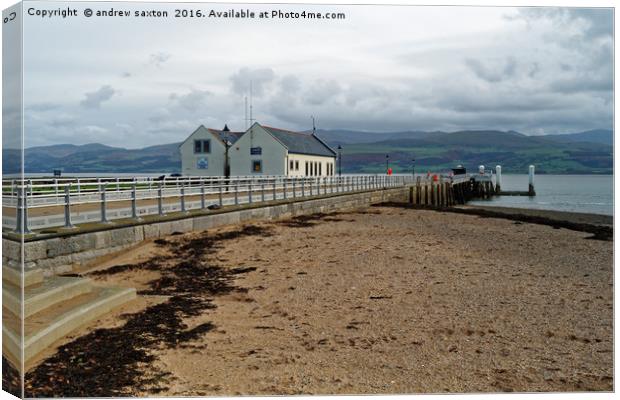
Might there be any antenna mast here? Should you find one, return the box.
[249,80,254,125]
[244,96,248,130]
[311,115,316,135]
[244,81,256,129]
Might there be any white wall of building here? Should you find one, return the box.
[181,123,337,177]
[229,124,287,176]
[285,153,336,177]
[180,126,227,176]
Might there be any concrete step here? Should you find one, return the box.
[3,276,93,318]
[2,265,44,288]
[3,285,136,372]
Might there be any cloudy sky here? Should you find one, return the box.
[16,2,614,148]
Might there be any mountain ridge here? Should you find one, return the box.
[3,129,612,174]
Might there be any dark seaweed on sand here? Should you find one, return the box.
[25,224,272,397]
[2,356,22,398]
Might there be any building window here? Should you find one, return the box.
[252,160,262,173]
[305,162,308,176]
[250,147,262,155]
[290,160,294,172]
[319,162,322,176]
[194,139,210,154]
[295,160,299,171]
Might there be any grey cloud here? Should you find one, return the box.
[516,8,612,40]
[26,102,60,112]
[280,75,301,94]
[465,57,517,83]
[304,79,341,105]
[528,62,540,78]
[50,114,77,128]
[149,52,171,68]
[230,67,275,97]
[80,85,116,109]
[82,125,108,135]
[169,89,212,113]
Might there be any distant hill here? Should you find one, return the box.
[3,142,182,174]
[317,129,612,175]
[2,129,612,175]
[539,129,613,146]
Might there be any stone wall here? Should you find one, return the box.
[3,187,409,276]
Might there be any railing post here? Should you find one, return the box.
[284,179,288,200]
[273,180,277,201]
[100,184,109,223]
[180,182,187,212]
[158,182,165,216]
[15,185,32,234]
[249,182,253,203]
[219,182,223,207]
[293,178,297,198]
[200,179,206,209]
[61,184,74,229]
[131,182,141,220]
[261,182,265,202]
[54,179,59,197]
[234,183,239,205]
[301,178,305,197]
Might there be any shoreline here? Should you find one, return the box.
[378,203,613,241]
[457,205,613,226]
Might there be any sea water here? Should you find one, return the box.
[468,174,613,216]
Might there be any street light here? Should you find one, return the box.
[385,154,390,173]
[412,158,416,177]
[338,144,342,176]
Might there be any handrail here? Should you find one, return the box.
[3,174,422,233]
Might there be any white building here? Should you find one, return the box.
[179,124,243,176]
[181,122,337,177]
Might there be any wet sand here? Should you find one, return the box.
[22,205,613,396]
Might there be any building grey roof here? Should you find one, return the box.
[208,128,244,145]
[261,125,337,157]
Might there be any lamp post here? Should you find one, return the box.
[412,158,415,177]
[385,154,390,174]
[338,144,342,176]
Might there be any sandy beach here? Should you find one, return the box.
[20,205,613,396]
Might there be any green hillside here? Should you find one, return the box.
[3,129,612,175]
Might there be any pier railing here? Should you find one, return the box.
[3,174,418,233]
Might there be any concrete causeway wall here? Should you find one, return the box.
[3,187,409,276]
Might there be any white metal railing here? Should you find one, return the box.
[3,174,419,233]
